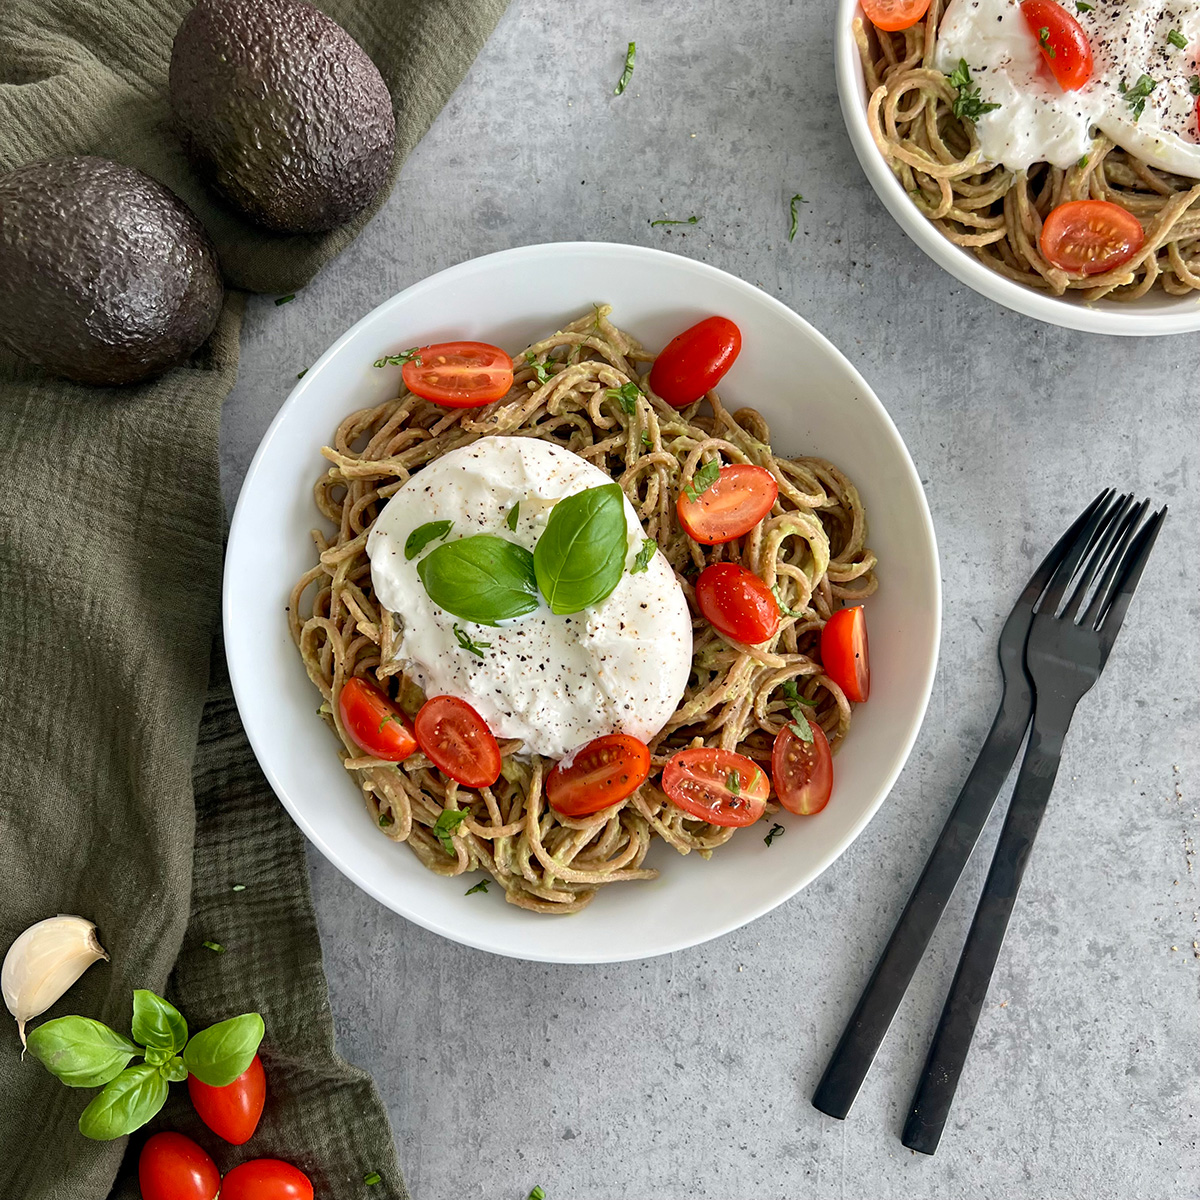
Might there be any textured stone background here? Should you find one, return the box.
[219,1,1200,1196]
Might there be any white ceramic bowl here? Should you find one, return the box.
[834,0,1200,335]
[224,242,941,963]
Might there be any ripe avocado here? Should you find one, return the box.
[169,0,397,233]
[0,157,224,387]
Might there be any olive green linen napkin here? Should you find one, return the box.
[0,1,507,1196]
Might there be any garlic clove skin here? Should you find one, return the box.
[3,915,109,1047]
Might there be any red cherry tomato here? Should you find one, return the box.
[661,747,769,827]
[138,1132,220,1200]
[677,464,778,545]
[187,1054,266,1145]
[338,676,418,761]
[1020,0,1093,91]
[1039,200,1145,276]
[861,0,932,31]
[401,341,513,407]
[546,734,651,817]
[771,720,834,815]
[414,695,502,788]
[820,606,870,703]
[220,1159,314,1200]
[695,562,780,644]
[649,316,742,408]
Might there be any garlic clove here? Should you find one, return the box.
[2,915,109,1047]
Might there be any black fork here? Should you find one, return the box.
[901,495,1168,1155]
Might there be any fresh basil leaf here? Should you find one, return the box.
[131,990,188,1055]
[772,584,805,618]
[524,353,553,385]
[506,502,520,531]
[764,823,785,846]
[404,520,453,561]
[418,535,539,625]
[374,348,421,368]
[434,808,469,855]
[78,1064,168,1140]
[1168,28,1187,48]
[788,719,814,744]
[159,1056,188,1083]
[143,1045,172,1067]
[949,59,1002,122]
[788,193,806,242]
[727,770,741,795]
[181,1013,265,1087]
[630,538,656,575]
[465,879,489,895]
[534,483,628,615]
[26,1017,141,1088]
[365,1172,383,1186]
[683,459,721,503]
[379,812,395,827]
[1191,74,1200,96]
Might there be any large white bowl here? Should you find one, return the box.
[834,0,1200,336]
[224,242,941,963]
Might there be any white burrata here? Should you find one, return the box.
[366,437,693,760]
[936,0,1200,175]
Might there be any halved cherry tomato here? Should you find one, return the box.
[546,733,652,816]
[187,1053,266,1145]
[401,341,513,407]
[861,0,932,32]
[821,606,870,703]
[338,676,418,761]
[772,720,834,815]
[677,464,778,545]
[220,1159,314,1200]
[138,1133,220,1200]
[695,562,780,644]
[649,316,742,408]
[1039,200,1145,276]
[661,747,769,826]
[1020,0,1093,91]
[414,695,501,788]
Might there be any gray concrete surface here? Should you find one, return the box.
[218,2,1200,1196]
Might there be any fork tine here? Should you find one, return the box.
[1096,506,1167,657]
[1016,489,1112,608]
[1039,493,1129,617]
[1065,499,1147,624]
[1076,499,1150,627]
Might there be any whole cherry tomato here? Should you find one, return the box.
[220,1159,314,1200]
[649,316,742,407]
[695,562,780,644]
[138,1132,220,1200]
[187,1053,266,1145]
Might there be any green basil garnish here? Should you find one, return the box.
[418,535,539,625]
[78,1064,168,1140]
[764,823,785,846]
[506,502,520,531]
[534,483,628,615]
[404,520,453,560]
[26,1017,140,1089]
[181,1013,265,1087]
[434,808,469,855]
[630,538,656,574]
[131,990,188,1055]
[159,1056,188,1083]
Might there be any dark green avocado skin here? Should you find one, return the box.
[169,0,397,234]
[0,156,224,387]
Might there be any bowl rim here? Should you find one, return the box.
[223,240,943,962]
[833,0,1200,336]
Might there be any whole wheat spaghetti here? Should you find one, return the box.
[289,307,877,913]
[858,0,1200,299]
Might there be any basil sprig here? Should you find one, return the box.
[534,483,628,615]
[25,990,264,1141]
[417,535,539,625]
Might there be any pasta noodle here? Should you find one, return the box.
[288,307,877,913]
[858,0,1200,299]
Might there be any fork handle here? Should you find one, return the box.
[811,687,1031,1120]
[901,717,1068,1155]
